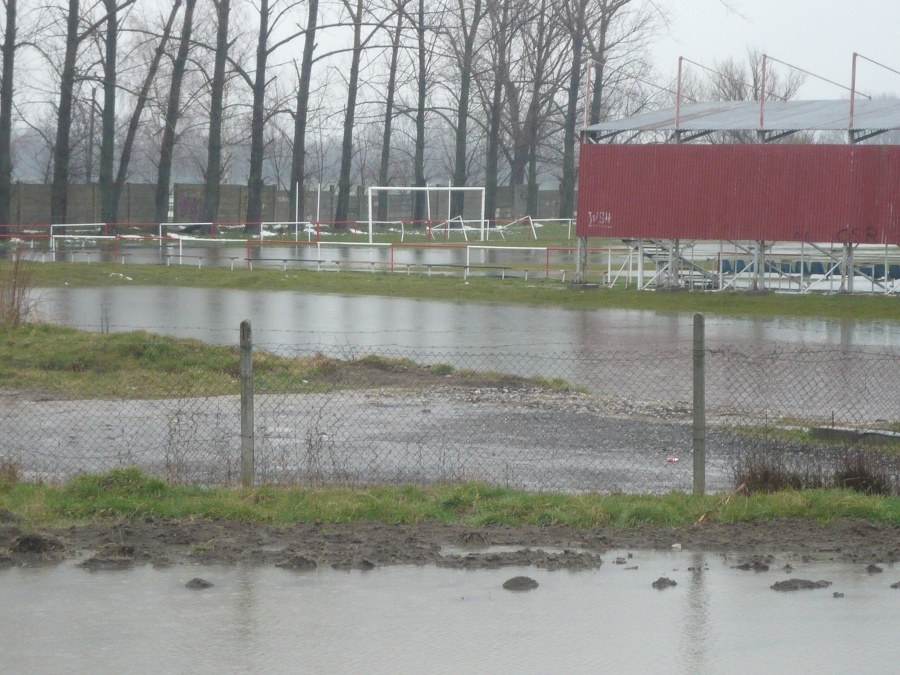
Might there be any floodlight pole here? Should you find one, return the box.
[759,54,768,130]
[675,57,683,130]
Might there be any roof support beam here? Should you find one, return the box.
[849,129,891,144]
[673,130,713,144]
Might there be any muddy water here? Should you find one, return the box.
[1,552,896,674]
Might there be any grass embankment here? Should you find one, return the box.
[1,469,898,529]
[18,261,900,321]
[0,323,566,399]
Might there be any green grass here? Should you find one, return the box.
[726,424,900,452]
[2,469,898,529]
[12,260,900,322]
[0,324,574,399]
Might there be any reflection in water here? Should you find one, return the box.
[682,552,711,673]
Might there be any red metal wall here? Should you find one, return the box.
[577,144,900,244]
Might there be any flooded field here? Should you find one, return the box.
[1,551,897,674]
[38,285,900,353]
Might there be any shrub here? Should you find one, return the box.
[833,452,894,496]
[0,250,39,328]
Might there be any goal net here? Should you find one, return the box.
[365,186,486,243]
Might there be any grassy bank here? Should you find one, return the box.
[16,261,900,321]
[0,323,567,399]
[1,470,898,529]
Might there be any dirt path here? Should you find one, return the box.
[2,518,898,571]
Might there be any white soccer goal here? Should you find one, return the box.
[366,186,486,243]
[49,223,109,252]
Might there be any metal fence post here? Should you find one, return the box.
[692,313,706,495]
[240,320,254,487]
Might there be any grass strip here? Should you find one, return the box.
[17,261,900,322]
[2,469,898,529]
[0,324,565,399]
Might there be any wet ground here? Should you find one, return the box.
[2,518,898,570]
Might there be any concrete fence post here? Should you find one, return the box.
[240,320,254,487]
[692,313,706,495]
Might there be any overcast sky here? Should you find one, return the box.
[653,0,900,99]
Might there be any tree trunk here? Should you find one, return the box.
[289,0,318,224]
[376,3,403,223]
[0,0,16,232]
[412,0,426,224]
[99,0,118,224]
[203,0,230,224]
[155,0,196,224]
[334,0,363,227]
[244,0,270,232]
[50,0,81,224]
[484,1,509,225]
[559,7,584,220]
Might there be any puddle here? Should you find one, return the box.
[1,551,896,673]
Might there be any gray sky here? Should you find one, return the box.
[653,0,900,99]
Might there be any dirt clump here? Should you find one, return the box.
[79,544,136,570]
[503,576,539,591]
[771,579,833,592]
[652,577,677,589]
[732,554,774,572]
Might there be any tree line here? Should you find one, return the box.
[0,1,809,230]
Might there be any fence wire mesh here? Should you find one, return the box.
[2,333,898,495]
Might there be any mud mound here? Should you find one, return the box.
[503,576,539,591]
[10,533,66,555]
[771,579,833,592]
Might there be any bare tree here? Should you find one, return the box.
[334,0,392,226]
[0,0,17,230]
[202,0,230,223]
[479,0,512,222]
[230,0,305,230]
[50,0,136,224]
[152,0,196,223]
[375,0,408,223]
[288,0,318,223]
[112,1,182,216]
[707,48,806,143]
[443,0,486,218]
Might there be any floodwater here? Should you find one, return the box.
[1,552,896,674]
[37,285,900,353]
[35,285,900,424]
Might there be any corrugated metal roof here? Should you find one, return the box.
[583,99,900,133]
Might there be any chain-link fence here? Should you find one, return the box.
[2,323,898,494]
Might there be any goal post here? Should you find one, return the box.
[366,186,486,243]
